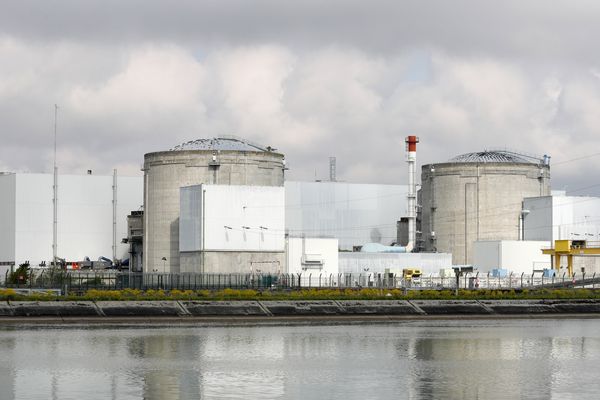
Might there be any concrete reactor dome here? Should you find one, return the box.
[170,136,274,152]
[449,150,542,164]
[420,149,551,265]
[143,136,285,273]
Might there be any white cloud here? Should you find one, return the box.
[1,37,600,194]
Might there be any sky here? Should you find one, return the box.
[2,0,600,194]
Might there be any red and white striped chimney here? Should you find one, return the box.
[405,135,419,251]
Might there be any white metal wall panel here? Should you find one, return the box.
[285,181,408,251]
[523,196,552,241]
[500,241,550,274]
[525,195,600,242]
[10,173,142,266]
[14,174,53,265]
[473,240,550,274]
[553,196,600,240]
[472,241,501,271]
[286,237,339,275]
[180,184,285,252]
[0,174,16,264]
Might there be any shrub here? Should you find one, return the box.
[0,289,17,301]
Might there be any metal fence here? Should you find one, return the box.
[4,269,600,293]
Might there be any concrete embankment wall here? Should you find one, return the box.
[2,300,600,318]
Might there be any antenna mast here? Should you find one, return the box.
[52,105,58,266]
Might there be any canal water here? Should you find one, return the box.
[1,319,599,399]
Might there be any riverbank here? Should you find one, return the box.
[2,299,600,322]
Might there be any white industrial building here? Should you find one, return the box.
[179,184,285,274]
[339,252,453,276]
[467,192,600,276]
[524,193,600,241]
[286,237,339,286]
[285,181,408,251]
[522,193,600,275]
[0,172,143,267]
[473,240,551,275]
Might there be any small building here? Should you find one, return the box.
[473,240,551,275]
[286,237,338,286]
[179,184,285,274]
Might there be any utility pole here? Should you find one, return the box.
[52,104,58,267]
[112,169,118,263]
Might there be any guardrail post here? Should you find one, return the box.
[582,271,586,289]
[593,273,597,289]
[487,272,490,289]
[562,272,566,286]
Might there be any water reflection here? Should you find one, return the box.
[1,320,600,399]
[125,334,202,399]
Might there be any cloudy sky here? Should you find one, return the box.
[2,1,600,194]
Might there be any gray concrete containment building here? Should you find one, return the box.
[143,137,285,273]
[420,150,551,265]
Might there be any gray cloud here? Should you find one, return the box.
[1,1,600,196]
[3,1,600,61]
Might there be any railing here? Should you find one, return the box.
[3,270,600,293]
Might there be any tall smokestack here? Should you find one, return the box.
[405,135,419,251]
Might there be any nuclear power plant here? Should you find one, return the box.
[4,133,600,281]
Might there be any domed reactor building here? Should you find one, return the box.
[420,150,551,265]
[143,137,285,273]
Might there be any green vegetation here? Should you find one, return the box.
[1,287,600,301]
[7,262,30,285]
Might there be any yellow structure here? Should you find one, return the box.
[402,268,422,281]
[542,240,600,277]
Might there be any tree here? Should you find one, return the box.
[8,262,30,285]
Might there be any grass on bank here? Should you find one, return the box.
[2,287,600,302]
